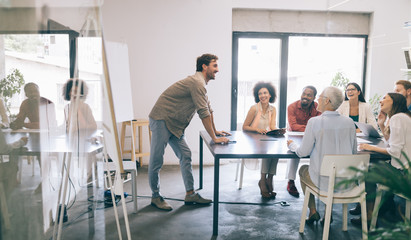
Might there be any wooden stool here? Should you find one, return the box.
[120,119,151,166]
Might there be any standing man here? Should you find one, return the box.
[394,80,411,111]
[286,86,321,197]
[148,53,230,211]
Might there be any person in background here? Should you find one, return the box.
[9,82,56,130]
[287,86,357,224]
[337,82,378,215]
[148,53,230,211]
[62,78,97,135]
[352,93,411,227]
[286,86,321,197]
[0,98,9,128]
[243,82,280,199]
[0,129,28,192]
[337,82,378,132]
[394,80,411,111]
[0,129,28,153]
[62,78,97,184]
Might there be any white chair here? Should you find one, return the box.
[370,185,411,231]
[299,154,370,240]
[104,160,138,213]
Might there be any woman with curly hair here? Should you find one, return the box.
[243,82,280,199]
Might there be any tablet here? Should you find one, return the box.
[355,122,381,138]
[266,128,286,136]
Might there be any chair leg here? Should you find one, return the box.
[405,200,411,221]
[299,189,310,233]
[235,160,239,181]
[360,196,368,239]
[238,159,245,190]
[17,157,23,184]
[322,201,333,240]
[32,156,35,176]
[370,189,383,231]
[342,203,348,231]
[0,183,11,230]
[131,170,137,213]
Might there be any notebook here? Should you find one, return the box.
[355,122,381,138]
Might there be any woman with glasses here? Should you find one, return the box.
[337,82,378,216]
[337,82,378,132]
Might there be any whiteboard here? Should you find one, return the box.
[104,41,134,122]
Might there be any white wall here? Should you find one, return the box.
[232,0,411,101]
[101,0,411,165]
[101,0,232,165]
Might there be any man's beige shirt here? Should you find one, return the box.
[149,72,213,138]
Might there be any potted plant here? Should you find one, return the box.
[0,68,25,116]
[340,153,411,239]
[331,71,350,91]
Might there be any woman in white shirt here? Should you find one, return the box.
[355,93,411,226]
[337,82,378,131]
[359,92,411,169]
[243,82,280,199]
[62,79,97,135]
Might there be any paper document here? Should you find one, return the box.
[356,138,372,144]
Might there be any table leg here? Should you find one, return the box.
[213,156,220,236]
[199,135,203,190]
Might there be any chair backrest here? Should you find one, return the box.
[320,154,370,178]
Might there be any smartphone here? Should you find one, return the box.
[228,141,236,144]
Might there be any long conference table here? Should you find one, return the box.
[198,130,391,236]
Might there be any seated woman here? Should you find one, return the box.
[337,82,378,132]
[354,93,411,225]
[337,82,378,215]
[242,82,279,199]
[287,86,357,224]
[0,129,28,192]
[62,78,97,136]
[62,78,97,183]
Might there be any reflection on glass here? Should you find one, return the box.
[0,6,106,240]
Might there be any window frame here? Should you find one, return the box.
[231,31,368,130]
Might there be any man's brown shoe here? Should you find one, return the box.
[151,197,172,211]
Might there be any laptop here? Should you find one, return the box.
[355,122,381,138]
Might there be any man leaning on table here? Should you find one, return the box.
[287,86,357,224]
[286,86,321,197]
[148,53,230,211]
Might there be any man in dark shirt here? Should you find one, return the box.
[286,86,321,197]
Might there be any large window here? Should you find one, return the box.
[236,38,282,129]
[232,32,367,129]
[2,34,102,125]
